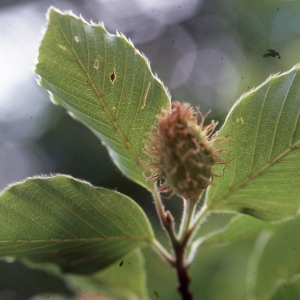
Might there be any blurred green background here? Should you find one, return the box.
[1,0,300,299]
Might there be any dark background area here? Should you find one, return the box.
[1,0,300,299]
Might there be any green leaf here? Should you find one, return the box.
[188,214,277,265]
[190,236,254,300]
[248,215,300,299]
[206,64,300,221]
[199,215,277,247]
[65,250,149,300]
[35,8,170,190]
[190,215,300,300]
[268,276,300,300]
[0,175,154,274]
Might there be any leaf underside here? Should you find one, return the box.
[0,175,154,274]
[206,65,300,221]
[35,8,170,190]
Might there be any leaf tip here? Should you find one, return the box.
[46,6,62,20]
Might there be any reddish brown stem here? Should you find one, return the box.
[173,242,193,300]
[152,189,193,299]
[160,209,194,299]
[176,265,193,300]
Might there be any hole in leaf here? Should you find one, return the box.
[94,59,99,69]
[74,35,79,42]
[110,70,116,83]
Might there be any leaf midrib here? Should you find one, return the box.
[209,140,300,207]
[56,13,146,172]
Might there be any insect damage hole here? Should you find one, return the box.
[74,35,80,42]
[94,59,99,70]
[110,69,116,83]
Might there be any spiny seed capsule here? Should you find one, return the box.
[146,101,225,202]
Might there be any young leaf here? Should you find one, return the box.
[0,175,154,274]
[35,7,171,190]
[268,276,300,300]
[65,250,149,300]
[199,215,277,247]
[206,64,300,221]
[249,214,300,299]
[188,215,277,265]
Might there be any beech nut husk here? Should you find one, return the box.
[146,101,225,202]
